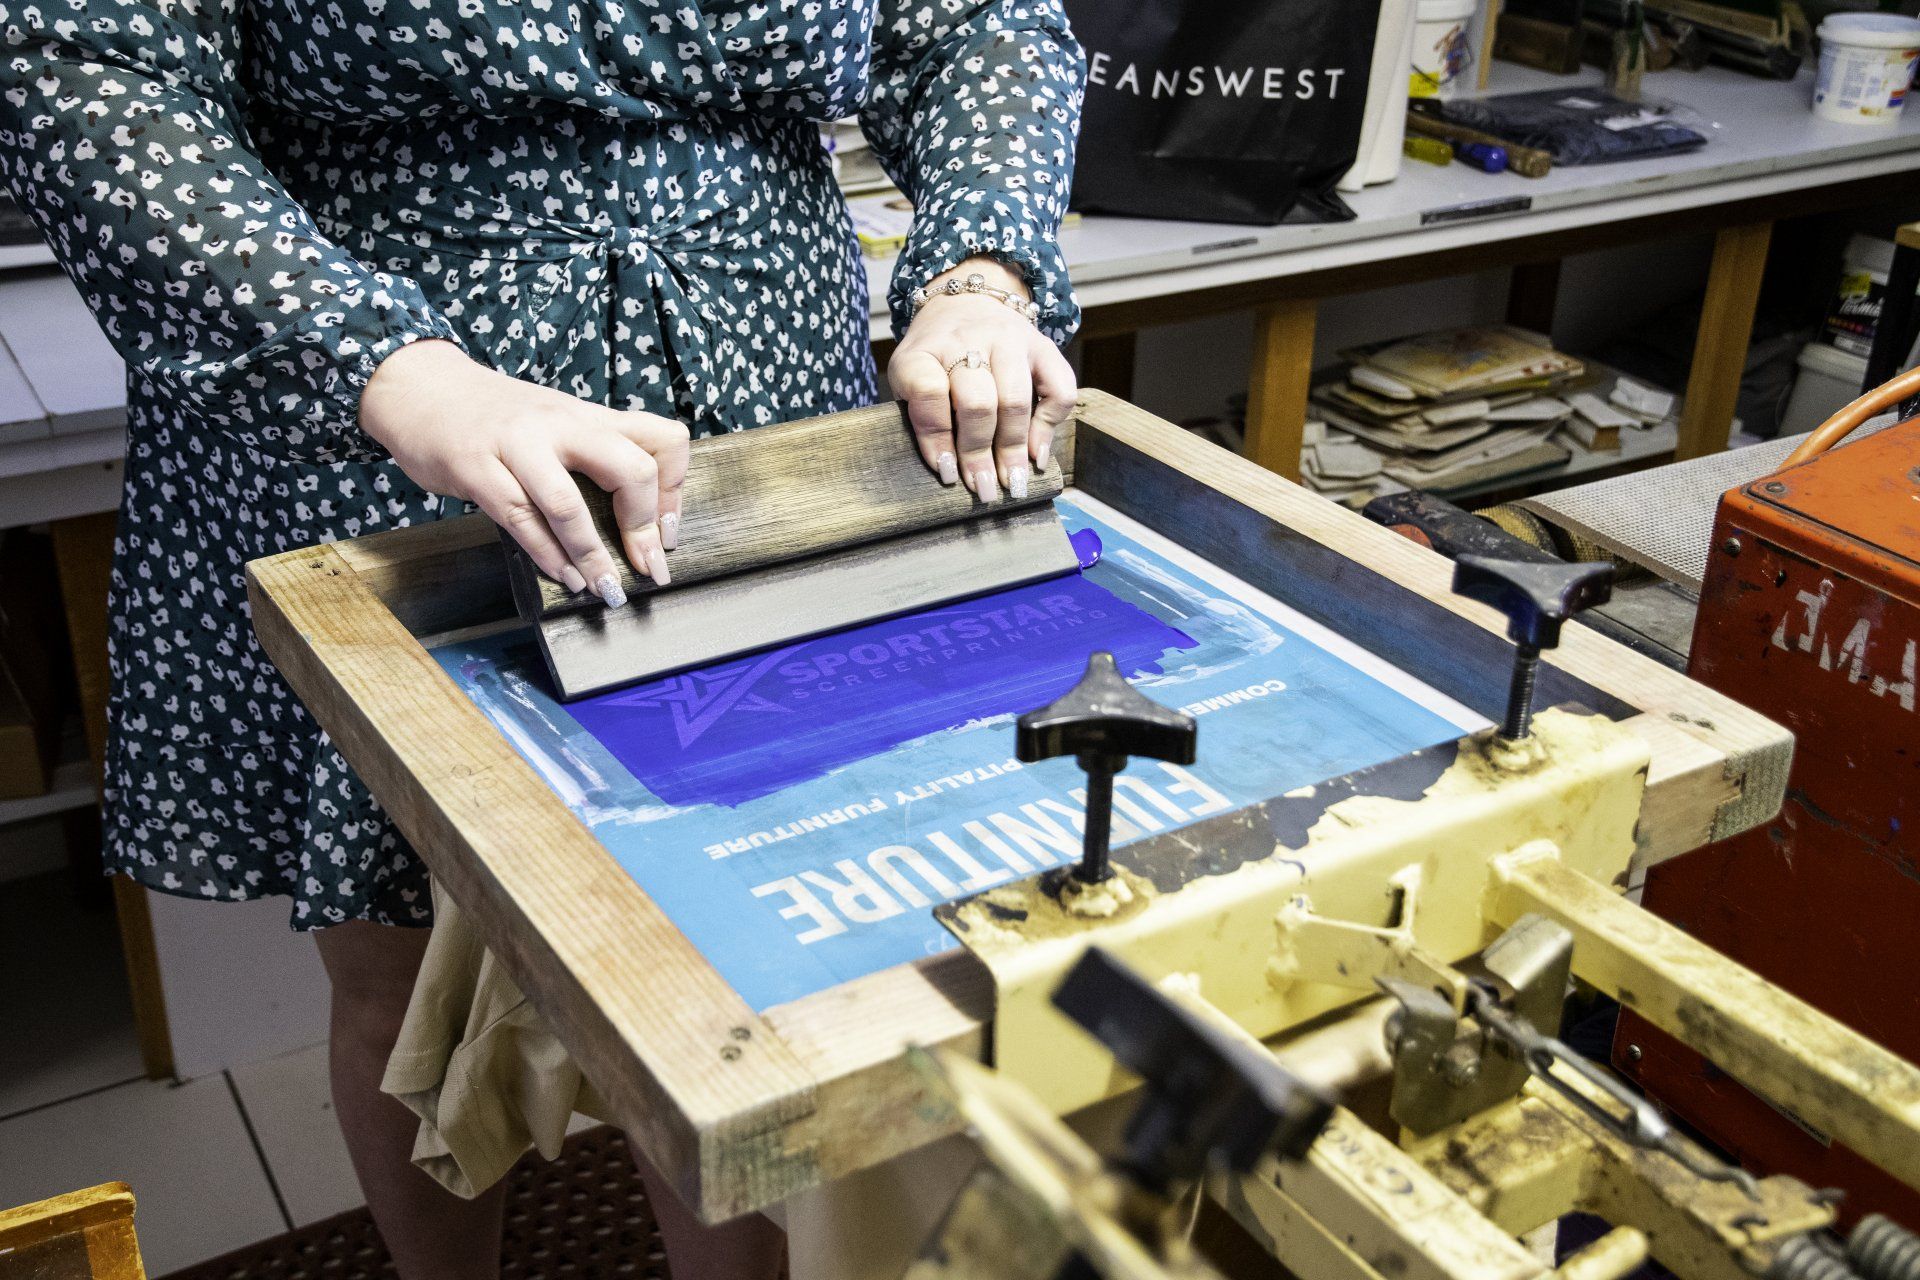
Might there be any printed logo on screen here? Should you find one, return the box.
[597,589,1144,749]
[772,593,1109,695]
[604,648,797,749]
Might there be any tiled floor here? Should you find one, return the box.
[0,1073,302,1275]
[0,872,364,1273]
[0,872,609,1275]
[230,1043,366,1227]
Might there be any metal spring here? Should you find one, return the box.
[1851,1216,1920,1280]
[1771,1234,1860,1280]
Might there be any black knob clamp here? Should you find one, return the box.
[1451,555,1614,740]
[1017,653,1198,884]
[1053,948,1337,1194]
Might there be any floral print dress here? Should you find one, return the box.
[0,0,1084,928]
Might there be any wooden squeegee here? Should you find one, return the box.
[504,404,1081,701]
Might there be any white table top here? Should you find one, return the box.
[864,64,1920,333]
[4,61,1916,525]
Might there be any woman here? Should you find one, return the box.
[0,2,1084,1276]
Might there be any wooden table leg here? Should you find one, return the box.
[1079,332,1138,400]
[1676,221,1773,461]
[1245,297,1318,483]
[49,511,175,1081]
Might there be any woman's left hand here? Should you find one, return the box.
[888,257,1078,500]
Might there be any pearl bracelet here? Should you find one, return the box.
[907,271,1042,325]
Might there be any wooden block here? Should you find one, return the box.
[0,1182,147,1280]
[507,402,1071,622]
[1495,11,1586,72]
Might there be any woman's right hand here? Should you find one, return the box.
[359,339,689,606]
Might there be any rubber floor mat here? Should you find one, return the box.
[157,1125,668,1279]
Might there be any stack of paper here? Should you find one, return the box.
[1300,421,1406,506]
[1344,326,1586,403]
[1300,327,1585,501]
[1295,328,1681,507]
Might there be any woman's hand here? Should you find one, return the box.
[888,258,1077,500]
[359,339,689,606]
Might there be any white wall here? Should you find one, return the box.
[146,889,331,1081]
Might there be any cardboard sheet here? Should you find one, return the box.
[429,497,1483,1011]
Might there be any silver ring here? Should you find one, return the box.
[945,349,990,374]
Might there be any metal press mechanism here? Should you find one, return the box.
[902,558,1920,1280]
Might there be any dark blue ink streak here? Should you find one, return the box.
[565,560,1193,809]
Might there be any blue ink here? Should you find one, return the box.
[564,572,1196,809]
[1071,527,1102,569]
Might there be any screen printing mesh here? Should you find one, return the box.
[428,495,1487,1011]
[1516,421,1894,591]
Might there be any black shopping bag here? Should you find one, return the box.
[1065,0,1382,224]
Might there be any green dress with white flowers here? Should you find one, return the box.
[0,0,1084,927]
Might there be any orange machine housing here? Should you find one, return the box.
[1616,416,1920,1225]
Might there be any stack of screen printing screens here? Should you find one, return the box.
[1301,326,1675,506]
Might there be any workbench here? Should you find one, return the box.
[246,392,1790,1277]
[862,63,1920,481]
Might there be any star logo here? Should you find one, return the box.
[603,647,796,748]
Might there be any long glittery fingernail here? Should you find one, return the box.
[660,512,680,551]
[938,452,959,486]
[1036,440,1052,472]
[593,573,627,609]
[560,565,587,594]
[1008,465,1030,500]
[971,467,998,501]
[648,544,671,587]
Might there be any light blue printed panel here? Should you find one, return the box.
[430,501,1466,1011]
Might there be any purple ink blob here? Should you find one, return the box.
[1072,528,1103,569]
[564,571,1195,809]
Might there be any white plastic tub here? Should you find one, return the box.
[1783,340,1869,438]
[1814,13,1920,125]
[1411,0,1478,99]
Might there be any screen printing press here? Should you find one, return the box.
[245,392,1920,1280]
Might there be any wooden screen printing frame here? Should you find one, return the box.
[246,391,1789,1224]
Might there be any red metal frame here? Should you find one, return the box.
[1616,417,1920,1225]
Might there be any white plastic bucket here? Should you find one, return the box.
[1783,341,1869,437]
[1813,14,1920,125]
[1411,0,1477,100]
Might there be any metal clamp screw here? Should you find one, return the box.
[1451,556,1615,741]
[1015,653,1196,883]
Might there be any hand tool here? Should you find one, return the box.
[1406,111,1555,178]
